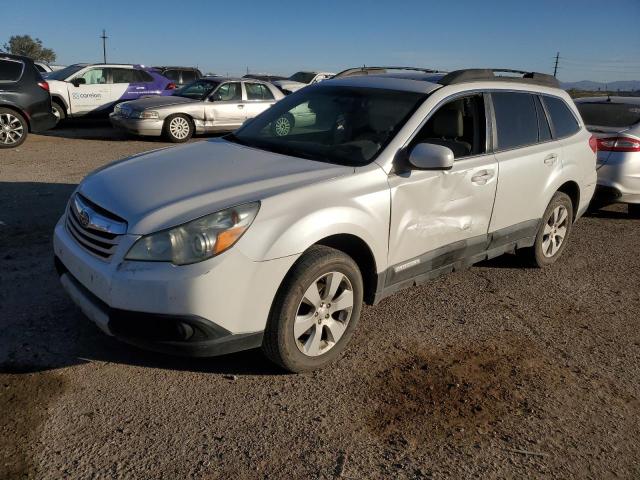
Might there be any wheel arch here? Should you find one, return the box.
[50,94,68,113]
[313,233,379,305]
[0,103,30,131]
[557,180,580,221]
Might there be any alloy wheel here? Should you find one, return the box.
[294,271,354,357]
[274,116,291,136]
[169,117,190,140]
[0,113,24,145]
[542,205,568,258]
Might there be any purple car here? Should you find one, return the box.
[46,63,176,120]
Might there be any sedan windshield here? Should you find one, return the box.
[47,64,86,81]
[174,79,220,100]
[227,86,426,166]
[289,72,316,84]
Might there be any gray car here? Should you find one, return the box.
[110,77,284,142]
[575,96,640,216]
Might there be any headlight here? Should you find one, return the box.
[125,202,260,265]
[131,110,159,119]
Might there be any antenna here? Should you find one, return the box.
[100,29,108,64]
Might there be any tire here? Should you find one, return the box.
[163,114,193,143]
[262,245,364,373]
[0,108,28,148]
[271,113,294,137]
[525,192,574,267]
[52,101,66,123]
[629,204,640,218]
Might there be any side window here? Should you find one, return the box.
[213,82,242,101]
[135,70,154,83]
[245,83,275,101]
[410,94,487,159]
[35,64,46,73]
[492,92,538,150]
[534,96,552,142]
[78,68,107,85]
[0,59,24,82]
[164,70,181,82]
[543,96,580,138]
[110,68,138,84]
[181,70,197,84]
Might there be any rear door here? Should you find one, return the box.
[204,82,245,127]
[387,93,498,282]
[243,82,276,120]
[488,91,562,234]
[67,67,111,115]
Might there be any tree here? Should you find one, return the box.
[3,35,56,63]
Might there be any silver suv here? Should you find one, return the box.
[53,68,597,372]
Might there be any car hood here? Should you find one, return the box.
[79,139,353,234]
[272,80,307,91]
[122,95,198,110]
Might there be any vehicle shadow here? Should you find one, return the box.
[584,205,635,220]
[0,181,284,377]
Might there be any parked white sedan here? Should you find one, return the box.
[110,77,284,142]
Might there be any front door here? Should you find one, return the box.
[386,93,498,285]
[68,67,110,115]
[204,82,245,129]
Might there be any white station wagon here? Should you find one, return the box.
[54,68,597,372]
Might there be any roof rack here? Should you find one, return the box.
[438,69,560,88]
[334,66,447,78]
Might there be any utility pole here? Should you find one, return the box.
[100,29,108,64]
[553,51,560,78]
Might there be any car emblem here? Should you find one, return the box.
[78,210,90,228]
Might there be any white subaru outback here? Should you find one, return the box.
[53,68,597,372]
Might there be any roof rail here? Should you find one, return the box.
[334,66,447,78]
[438,69,560,88]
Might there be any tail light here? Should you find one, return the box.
[596,136,640,152]
[589,135,597,153]
[166,82,177,90]
[37,81,50,91]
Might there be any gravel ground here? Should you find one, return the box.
[1,122,639,479]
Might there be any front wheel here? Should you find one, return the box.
[0,108,28,148]
[525,192,574,267]
[262,245,363,373]
[163,114,193,143]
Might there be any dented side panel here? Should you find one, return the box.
[387,154,499,268]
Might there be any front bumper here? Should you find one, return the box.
[109,113,163,136]
[53,215,297,357]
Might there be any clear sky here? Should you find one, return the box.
[4,0,640,82]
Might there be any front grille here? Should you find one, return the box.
[65,195,125,261]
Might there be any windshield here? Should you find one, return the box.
[289,72,316,84]
[577,102,640,129]
[47,64,86,81]
[174,79,220,100]
[227,86,426,166]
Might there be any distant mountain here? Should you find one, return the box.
[561,80,640,92]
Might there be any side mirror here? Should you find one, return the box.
[407,143,454,170]
[71,78,86,87]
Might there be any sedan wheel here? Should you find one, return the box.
[272,114,293,137]
[0,110,27,148]
[164,114,193,143]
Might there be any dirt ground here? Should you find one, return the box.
[1,122,639,479]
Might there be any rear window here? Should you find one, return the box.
[135,70,154,83]
[110,68,138,84]
[492,92,539,150]
[181,70,197,83]
[543,96,580,138]
[245,83,275,100]
[576,102,640,128]
[164,70,181,82]
[0,59,24,82]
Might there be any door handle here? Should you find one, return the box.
[544,153,558,165]
[471,169,494,185]
[237,104,244,109]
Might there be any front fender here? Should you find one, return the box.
[236,166,391,273]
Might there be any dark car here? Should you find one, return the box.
[0,54,57,148]
[153,66,202,87]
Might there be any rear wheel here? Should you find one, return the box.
[163,114,193,143]
[271,113,294,137]
[262,245,363,373]
[0,108,27,148]
[629,204,640,218]
[52,101,66,123]
[524,192,574,267]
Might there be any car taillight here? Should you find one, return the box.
[589,135,597,153]
[596,136,640,152]
[37,81,49,91]
[166,82,177,90]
